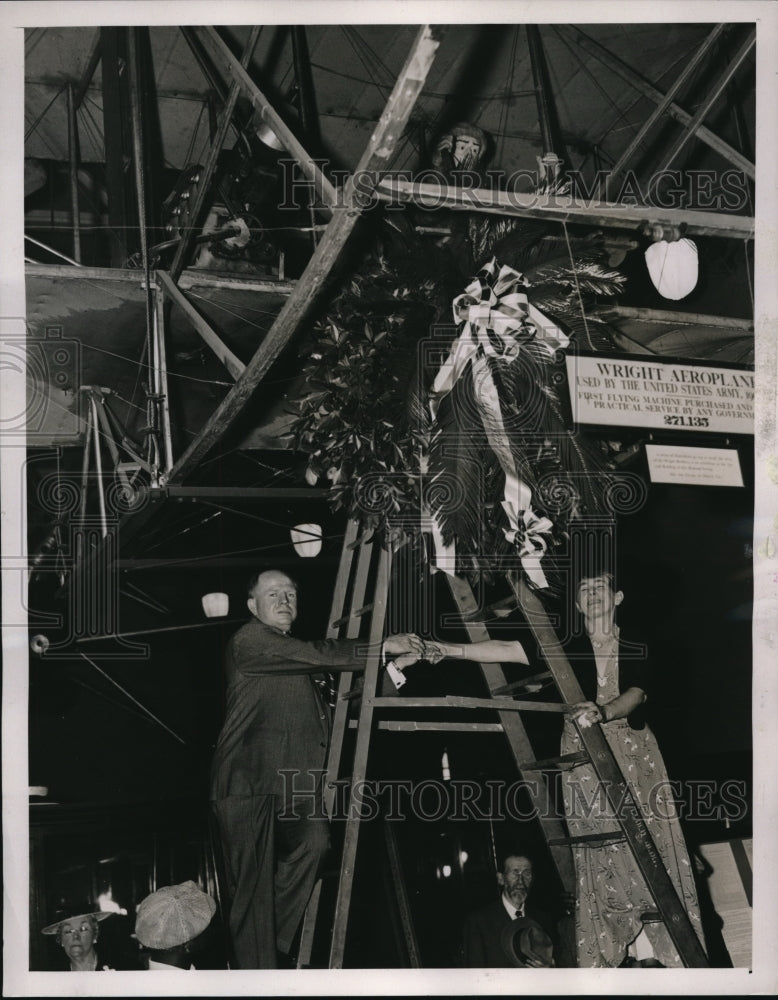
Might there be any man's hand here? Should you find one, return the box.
[383,633,424,657]
[392,652,420,672]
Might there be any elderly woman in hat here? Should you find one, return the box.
[41,902,115,971]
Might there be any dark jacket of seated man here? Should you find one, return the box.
[462,852,560,967]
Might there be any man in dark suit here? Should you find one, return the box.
[210,569,422,969]
[463,851,557,967]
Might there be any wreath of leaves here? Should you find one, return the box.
[293,214,627,550]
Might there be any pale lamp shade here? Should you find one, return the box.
[290,523,322,558]
[255,121,285,151]
[201,592,229,618]
[644,237,698,300]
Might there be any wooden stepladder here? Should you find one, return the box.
[298,518,709,969]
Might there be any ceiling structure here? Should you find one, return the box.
[20,19,756,805]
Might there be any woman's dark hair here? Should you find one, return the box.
[575,570,616,593]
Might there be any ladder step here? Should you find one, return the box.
[519,751,590,770]
[373,720,504,733]
[330,602,375,627]
[547,831,626,848]
[371,695,569,713]
[491,671,553,696]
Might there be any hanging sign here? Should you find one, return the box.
[645,444,744,487]
[565,354,754,435]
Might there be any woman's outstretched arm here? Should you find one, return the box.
[422,638,529,665]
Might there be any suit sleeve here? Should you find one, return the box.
[232,626,367,676]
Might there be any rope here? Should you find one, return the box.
[78,652,188,746]
[309,60,537,102]
[81,341,232,386]
[562,219,594,352]
[743,242,754,315]
[25,82,66,142]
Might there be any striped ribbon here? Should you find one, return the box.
[427,257,565,587]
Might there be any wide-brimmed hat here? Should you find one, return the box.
[41,901,113,936]
[500,917,554,967]
[134,881,216,950]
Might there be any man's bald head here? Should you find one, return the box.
[247,570,298,632]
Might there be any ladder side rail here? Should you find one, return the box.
[383,820,422,967]
[445,573,576,895]
[296,517,363,969]
[512,575,708,967]
[328,545,392,968]
[324,524,375,817]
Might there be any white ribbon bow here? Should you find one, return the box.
[424,259,563,586]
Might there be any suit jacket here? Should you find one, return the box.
[210,619,365,802]
[462,898,555,968]
[564,629,651,730]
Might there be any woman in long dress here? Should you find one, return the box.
[560,573,704,967]
[418,571,705,967]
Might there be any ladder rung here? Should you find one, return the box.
[330,602,375,628]
[375,720,504,733]
[371,695,569,713]
[547,831,626,848]
[491,671,553,696]
[519,751,589,770]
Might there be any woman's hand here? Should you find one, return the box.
[569,700,605,728]
[422,640,447,664]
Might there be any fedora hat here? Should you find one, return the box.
[500,916,554,967]
[41,901,112,936]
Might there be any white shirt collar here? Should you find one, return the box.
[501,893,525,920]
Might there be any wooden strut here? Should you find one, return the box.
[195,25,337,215]
[562,25,755,180]
[55,25,442,599]
[169,26,261,281]
[605,24,728,191]
[155,270,246,381]
[373,178,754,241]
[654,30,756,178]
[167,24,444,484]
